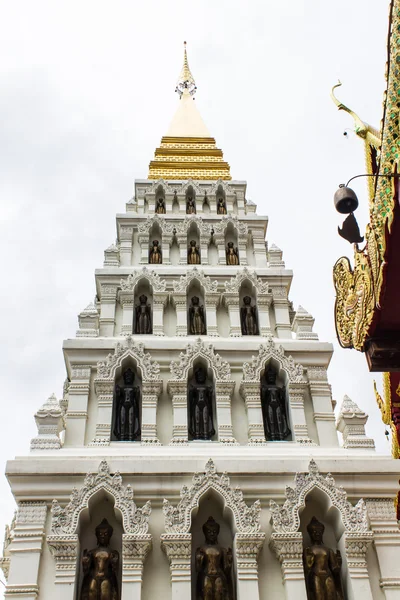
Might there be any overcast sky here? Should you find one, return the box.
[0,0,392,588]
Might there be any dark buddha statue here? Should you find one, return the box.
[303,517,344,600]
[114,368,141,441]
[187,195,196,214]
[240,296,258,335]
[80,518,119,600]
[135,294,152,334]
[195,516,234,599]
[155,196,166,214]
[189,296,206,335]
[260,367,291,441]
[149,239,162,264]
[217,197,227,215]
[188,239,201,264]
[226,242,239,265]
[188,367,215,440]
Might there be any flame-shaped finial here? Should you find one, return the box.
[175,41,197,98]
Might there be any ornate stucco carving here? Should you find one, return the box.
[180,178,203,195]
[270,459,369,534]
[30,393,65,450]
[172,267,218,293]
[144,178,175,194]
[213,214,248,236]
[176,215,212,236]
[137,214,175,235]
[163,459,262,534]
[170,338,231,381]
[120,267,167,292]
[50,461,151,536]
[242,336,304,383]
[96,336,161,381]
[206,178,234,196]
[224,267,270,294]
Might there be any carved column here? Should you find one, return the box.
[288,382,313,445]
[162,233,172,265]
[5,503,47,600]
[205,293,219,337]
[366,499,400,599]
[47,535,78,599]
[168,381,188,444]
[145,192,156,213]
[240,381,266,444]
[153,292,168,336]
[161,534,192,600]
[165,192,174,213]
[122,534,152,599]
[271,286,292,339]
[235,533,265,599]
[138,234,149,264]
[252,230,267,266]
[257,293,272,336]
[141,381,163,445]
[307,367,338,447]
[64,364,91,446]
[200,234,209,265]
[344,532,374,600]
[119,226,134,266]
[177,235,187,265]
[99,283,118,336]
[214,233,226,265]
[270,533,307,600]
[119,290,134,336]
[173,294,187,336]
[225,293,242,337]
[237,234,248,265]
[90,381,114,446]
[215,381,237,444]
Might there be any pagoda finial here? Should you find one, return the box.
[175,41,197,99]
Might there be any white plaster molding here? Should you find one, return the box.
[104,242,120,267]
[180,178,203,196]
[172,266,218,293]
[270,459,369,534]
[144,178,175,194]
[137,214,175,235]
[170,338,231,381]
[242,336,304,383]
[224,267,270,294]
[120,267,167,292]
[77,302,100,338]
[213,214,248,236]
[177,215,212,236]
[49,460,151,536]
[163,459,262,534]
[30,393,65,450]
[96,336,161,381]
[336,395,375,449]
[292,305,318,340]
[206,178,235,196]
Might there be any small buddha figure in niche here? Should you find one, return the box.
[114,368,141,441]
[303,517,344,600]
[187,195,196,214]
[226,242,239,265]
[188,367,215,440]
[189,296,206,335]
[217,196,227,215]
[149,239,162,264]
[155,196,166,214]
[80,518,119,600]
[135,294,152,334]
[195,516,234,599]
[260,367,291,441]
[188,239,201,264]
[240,296,258,335]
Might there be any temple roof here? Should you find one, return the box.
[148,43,231,181]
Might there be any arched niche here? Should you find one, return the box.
[202,193,211,214]
[239,279,259,336]
[163,297,177,337]
[187,221,201,265]
[216,184,227,215]
[133,278,153,335]
[190,489,236,599]
[186,185,196,214]
[154,185,166,214]
[187,358,217,442]
[149,222,163,265]
[208,235,219,265]
[172,191,179,213]
[111,358,143,442]
[259,358,292,442]
[225,222,239,266]
[170,232,180,265]
[187,279,207,335]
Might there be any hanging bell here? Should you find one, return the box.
[334,185,359,214]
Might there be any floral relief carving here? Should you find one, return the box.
[206,179,234,196]
[224,267,270,295]
[242,336,304,383]
[163,459,262,535]
[270,459,369,534]
[144,179,175,194]
[213,215,248,236]
[172,267,218,293]
[170,338,231,381]
[137,214,175,235]
[120,267,167,293]
[175,215,212,236]
[50,461,151,536]
[180,178,203,195]
[96,335,161,381]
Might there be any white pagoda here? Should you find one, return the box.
[1,44,400,600]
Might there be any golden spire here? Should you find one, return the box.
[148,42,231,180]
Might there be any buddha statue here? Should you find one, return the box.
[195,516,234,599]
[155,196,166,214]
[189,296,206,335]
[187,195,196,214]
[149,239,162,264]
[80,518,119,600]
[260,367,291,441]
[135,294,152,334]
[240,296,258,335]
[188,367,215,440]
[114,369,141,441]
[226,242,239,265]
[217,197,227,215]
[188,239,201,264]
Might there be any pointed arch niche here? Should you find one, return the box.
[224,268,272,337]
[172,268,219,337]
[154,183,166,214]
[47,461,152,600]
[213,216,248,266]
[91,336,163,446]
[239,337,313,445]
[167,339,236,444]
[161,459,265,600]
[270,459,374,600]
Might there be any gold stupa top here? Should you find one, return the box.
[148,42,231,180]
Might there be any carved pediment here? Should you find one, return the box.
[242,336,304,383]
[120,267,167,293]
[96,336,161,382]
[170,338,231,381]
[224,267,270,295]
[172,267,218,293]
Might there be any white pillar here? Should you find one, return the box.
[225,293,242,337]
[215,381,237,444]
[214,234,226,265]
[252,230,267,267]
[90,381,114,446]
[119,291,134,336]
[122,534,152,600]
[271,286,292,339]
[153,292,168,336]
[235,533,265,600]
[5,503,47,600]
[237,234,248,265]
[174,294,187,336]
[307,369,338,447]
[270,533,307,600]
[200,235,209,265]
[240,381,266,445]
[162,233,172,265]
[64,364,91,447]
[99,283,118,336]
[168,381,188,444]
[141,381,162,445]
[205,293,219,337]
[138,234,149,264]
[366,499,400,599]
[257,294,272,336]
[119,226,134,266]
[288,382,314,445]
[47,535,78,600]
[177,235,187,265]
[344,532,374,600]
[161,534,192,599]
